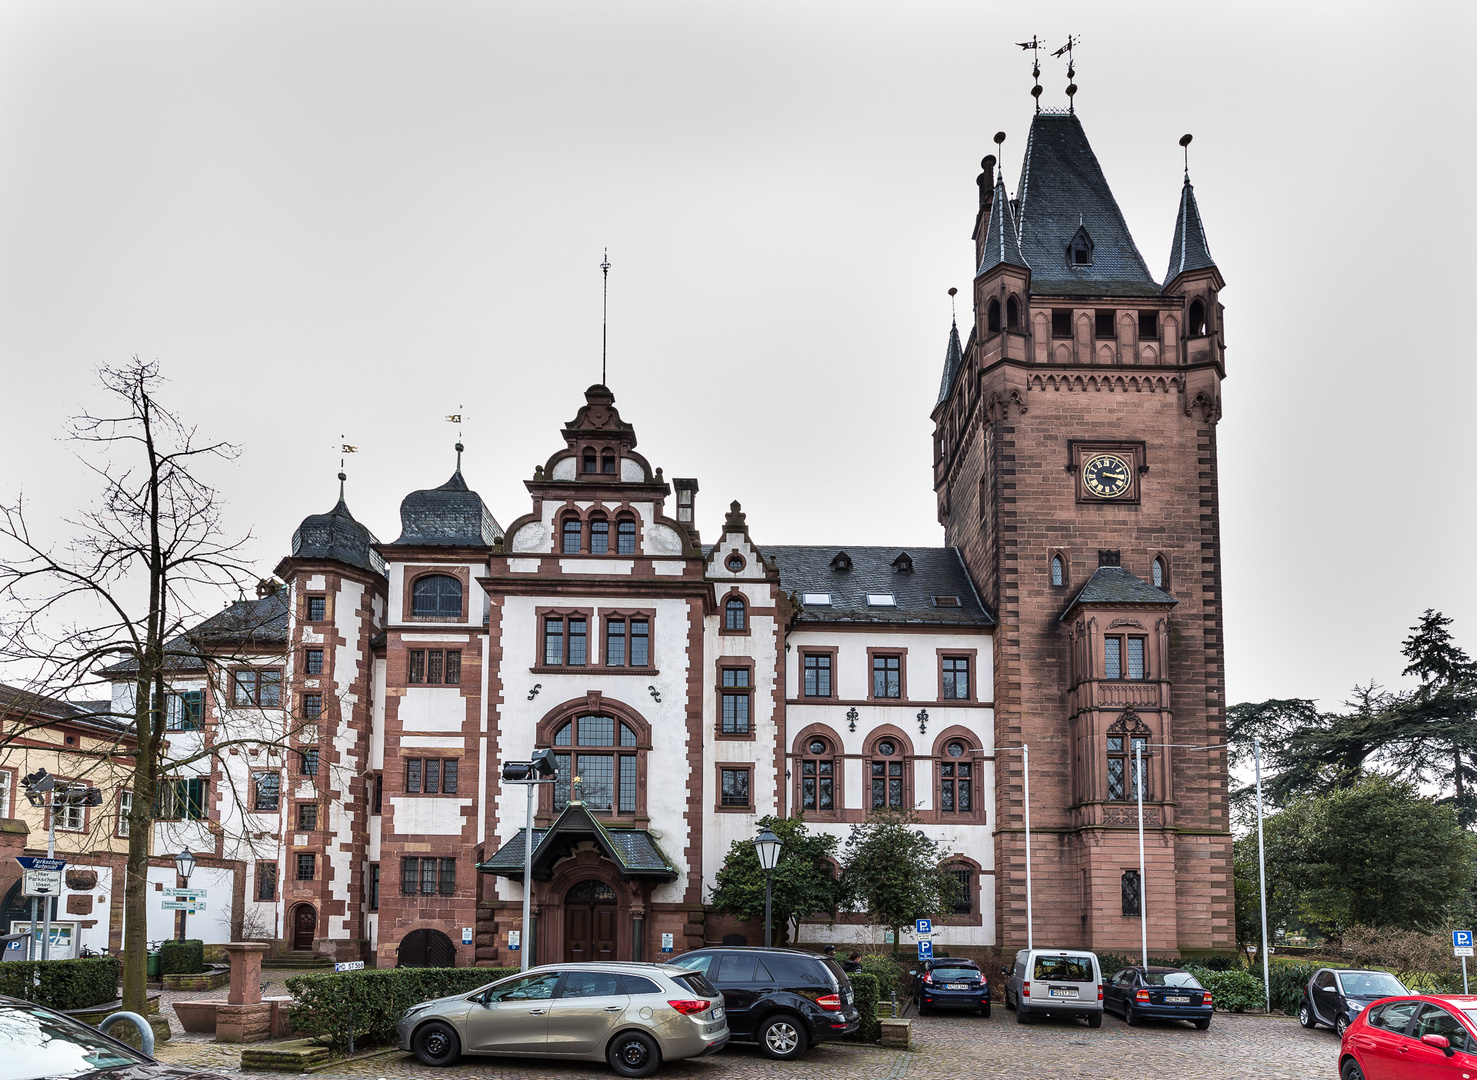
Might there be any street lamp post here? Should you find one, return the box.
[174,849,196,942]
[500,749,557,971]
[752,826,783,949]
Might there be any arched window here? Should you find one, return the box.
[601,451,616,475]
[938,740,974,814]
[561,516,582,554]
[724,597,746,631]
[1152,556,1167,590]
[616,516,637,555]
[553,716,639,814]
[1006,296,1021,332]
[870,737,906,809]
[411,574,462,618]
[1051,555,1064,587]
[589,515,609,555]
[987,298,1001,334]
[799,736,836,813]
[1188,298,1207,337]
[582,450,597,473]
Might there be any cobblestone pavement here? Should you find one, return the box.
[150,986,1342,1080]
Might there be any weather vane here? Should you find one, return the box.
[1016,35,1044,112]
[447,407,464,470]
[1052,35,1080,113]
[600,248,611,387]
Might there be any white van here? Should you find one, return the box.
[1003,949,1103,1027]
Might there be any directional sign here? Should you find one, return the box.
[918,939,934,961]
[163,889,206,901]
[334,961,365,972]
[161,900,205,912]
[22,870,61,897]
[15,857,66,873]
[916,919,933,936]
[1455,931,1473,949]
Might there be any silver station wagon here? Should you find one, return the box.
[395,962,729,1078]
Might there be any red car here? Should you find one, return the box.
[1339,994,1477,1079]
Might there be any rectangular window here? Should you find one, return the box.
[577,753,614,810]
[1104,638,1122,680]
[401,857,419,896]
[297,853,316,881]
[720,767,750,807]
[300,749,319,777]
[871,761,904,808]
[232,671,256,706]
[117,790,131,837]
[158,690,204,731]
[1095,309,1116,339]
[438,858,456,896]
[1051,309,1073,338]
[303,693,322,719]
[306,595,326,622]
[57,801,84,831]
[803,654,832,698]
[157,777,208,820]
[872,655,901,698]
[617,520,637,555]
[368,864,379,910]
[408,649,461,684]
[940,761,973,813]
[606,620,626,666]
[428,649,442,684]
[950,867,973,915]
[619,756,637,813]
[408,649,425,683]
[568,619,587,666]
[372,774,383,814]
[257,862,277,901]
[406,759,422,793]
[297,803,318,831]
[425,759,441,794]
[402,759,456,795]
[1127,637,1146,680]
[630,620,649,667]
[941,656,970,700]
[233,669,282,707]
[1106,735,1146,802]
[1139,310,1159,340]
[253,771,280,811]
[445,650,461,684]
[543,618,564,665]
[442,760,458,794]
[304,649,324,675]
[420,859,437,895]
[721,668,751,735]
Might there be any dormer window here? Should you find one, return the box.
[582,450,597,474]
[830,551,852,572]
[1068,226,1094,266]
[891,552,914,573]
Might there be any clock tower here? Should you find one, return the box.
[933,109,1233,955]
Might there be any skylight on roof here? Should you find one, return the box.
[802,593,831,606]
[933,595,961,607]
[866,594,896,607]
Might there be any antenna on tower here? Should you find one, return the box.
[1180,133,1194,178]
[1017,36,1045,113]
[338,436,358,501]
[1052,34,1080,113]
[600,248,611,387]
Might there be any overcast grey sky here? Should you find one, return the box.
[0,1,1472,711]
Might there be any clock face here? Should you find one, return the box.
[1082,454,1133,499]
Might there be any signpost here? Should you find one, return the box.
[915,919,932,936]
[162,888,206,913]
[1456,931,1473,993]
[16,857,66,963]
[22,870,61,897]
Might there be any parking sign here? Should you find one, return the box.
[916,919,932,936]
[918,939,933,960]
[1456,931,1473,949]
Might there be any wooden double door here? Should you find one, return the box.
[563,880,616,963]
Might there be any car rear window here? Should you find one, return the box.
[619,974,664,996]
[930,966,980,980]
[676,972,719,998]
[1145,971,1203,989]
[1033,956,1094,982]
[819,957,849,989]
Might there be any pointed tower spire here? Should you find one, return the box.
[936,301,966,406]
[1164,136,1216,288]
[976,169,1029,277]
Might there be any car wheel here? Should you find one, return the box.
[1340,1059,1366,1080]
[982,1003,991,1019]
[1016,1004,1031,1024]
[1195,1018,1211,1031]
[1336,1014,1350,1038]
[411,1021,460,1067]
[918,1001,929,1016]
[607,1031,662,1079]
[758,1015,808,1061]
[1087,1011,1102,1029]
[1299,1003,1317,1029]
[1005,989,1017,1012]
[1126,1003,1141,1027]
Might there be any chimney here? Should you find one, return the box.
[672,477,699,528]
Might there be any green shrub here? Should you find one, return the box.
[157,939,204,975]
[287,967,518,1049]
[0,957,120,1010]
[855,953,903,1002]
[1096,953,1135,980]
[1265,960,1318,1015]
[1187,967,1265,1013]
[849,972,881,1042]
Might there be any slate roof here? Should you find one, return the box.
[935,320,964,406]
[99,592,290,674]
[762,546,992,626]
[1014,113,1160,297]
[391,470,503,548]
[1060,565,1176,621]
[0,684,121,730]
[1164,175,1216,287]
[975,171,1029,277]
[291,497,386,576]
[478,802,678,881]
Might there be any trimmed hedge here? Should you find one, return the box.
[1187,967,1265,1012]
[850,972,881,1042]
[0,957,120,1010]
[157,939,204,975]
[1266,960,1318,1016]
[287,967,518,1049]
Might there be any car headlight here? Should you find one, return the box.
[402,1003,433,1019]
[1347,1001,1365,1013]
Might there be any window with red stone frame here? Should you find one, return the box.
[717,658,755,739]
[600,610,655,671]
[869,736,908,809]
[936,739,979,816]
[536,608,593,669]
[797,734,840,817]
[715,763,754,812]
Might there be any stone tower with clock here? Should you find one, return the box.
[932,109,1233,955]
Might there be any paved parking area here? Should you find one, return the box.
[152,987,1343,1080]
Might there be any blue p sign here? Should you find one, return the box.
[1455,931,1473,949]
[916,919,932,935]
[918,939,933,960]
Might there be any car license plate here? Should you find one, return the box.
[946,983,968,990]
[1165,995,1190,1004]
[710,1007,724,1020]
[1049,987,1079,998]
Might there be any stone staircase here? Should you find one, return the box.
[260,952,334,970]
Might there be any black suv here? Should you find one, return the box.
[668,947,860,1060]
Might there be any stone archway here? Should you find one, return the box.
[290,903,316,951]
[397,927,455,968]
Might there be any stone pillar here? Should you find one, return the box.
[216,942,271,1043]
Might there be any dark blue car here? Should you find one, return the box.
[1103,966,1212,1029]
[914,958,990,1017]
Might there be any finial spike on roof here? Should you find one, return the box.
[337,471,346,502]
[455,441,464,473]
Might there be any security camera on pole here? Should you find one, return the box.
[500,749,557,971]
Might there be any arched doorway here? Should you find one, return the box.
[397,927,455,968]
[563,880,616,963]
[290,904,316,951]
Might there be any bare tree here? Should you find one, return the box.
[0,359,256,1011]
